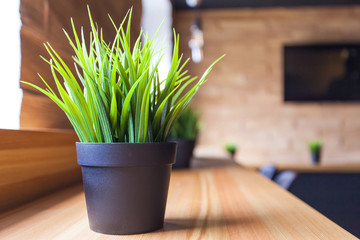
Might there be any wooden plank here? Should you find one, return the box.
[20,89,73,129]
[0,167,356,239]
[0,129,80,212]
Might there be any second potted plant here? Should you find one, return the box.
[225,142,238,160]
[23,7,223,235]
[308,140,322,164]
[168,107,200,168]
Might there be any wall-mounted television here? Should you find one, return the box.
[284,44,360,102]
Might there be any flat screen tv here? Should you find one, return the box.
[284,44,360,102]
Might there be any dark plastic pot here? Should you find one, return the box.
[76,142,177,235]
[168,139,196,169]
[311,151,321,164]
[229,150,236,160]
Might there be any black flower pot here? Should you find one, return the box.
[76,142,177,235]
[311,151,321,164]
[229,150,236,160]
[168,139,196,169]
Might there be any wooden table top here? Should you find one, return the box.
[0,166,357,240]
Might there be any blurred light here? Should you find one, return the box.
[188,17,204,63]
[141,0,172,86]
[186,0,202,8]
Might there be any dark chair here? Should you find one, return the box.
[274,170,297,190]
[259,164,277,179]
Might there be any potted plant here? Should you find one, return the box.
[168,106,200,168]
[23,8,223,235]
[308,140,322,164]
[225,142,238,160]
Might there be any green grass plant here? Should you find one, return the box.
[225,142,238,156]
[23,7,223,143]
[169,107,200,140]
[308,140,322,153]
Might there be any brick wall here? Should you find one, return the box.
[174,6,360,166]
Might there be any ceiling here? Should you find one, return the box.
[173,0,360,10]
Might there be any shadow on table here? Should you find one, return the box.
[190,157,238,169]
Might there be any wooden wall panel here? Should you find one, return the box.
[173,6,360,166]
[20,0,142,129]
[20,90,73,129]
[0,129,80,212]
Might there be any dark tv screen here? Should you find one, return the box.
[284,44,360,102]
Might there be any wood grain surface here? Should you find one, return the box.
[0,129,80,212]
[0,166,357,239]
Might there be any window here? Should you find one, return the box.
[0,0,22,129]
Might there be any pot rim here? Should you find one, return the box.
[76,142,177,167]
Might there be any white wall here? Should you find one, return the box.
[0,0,22,129]
[141,0,173,81]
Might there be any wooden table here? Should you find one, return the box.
[0,166,357,239]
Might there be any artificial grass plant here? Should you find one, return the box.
[225,142,238,156]
[23,7,223,143]
[169,106,200,140]
[308,140,322,154]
